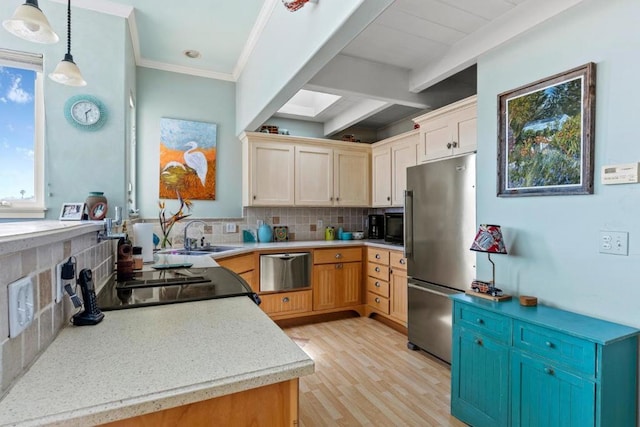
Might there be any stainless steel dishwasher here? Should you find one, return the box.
[259,252,311,292]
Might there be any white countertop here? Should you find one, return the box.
[0,297,314,427]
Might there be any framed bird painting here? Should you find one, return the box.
[159,117,217,200]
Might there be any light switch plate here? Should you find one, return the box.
[8,276,34,338]
[599,231,629,256]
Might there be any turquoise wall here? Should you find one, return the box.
[477,0,640,327]
[0,3,129,220]
[136,67,240,218]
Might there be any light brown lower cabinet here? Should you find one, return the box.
[100,379,299,427]
[216,253,258,293]
[313,261,362,310]
[366,248,407,327]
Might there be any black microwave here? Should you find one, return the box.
[384,213,404,245]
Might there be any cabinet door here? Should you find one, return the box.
[452,104,477,156]
[451,327,510,427]
[295,145,333,206]
[312,262,361,310]
[511,352,595,427]
[419,115,452,162]
[250,142,295,205]
[334,150,370,206]
[391,140,417,206]
[389,268,407,324]
[371,147,391,207]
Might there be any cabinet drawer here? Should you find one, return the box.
[389,251,407,270]
[367,262,389,280]
[367,292,390,314]
[454,303,511,344]
[260,290,312,315]
[513,321,596,375]
[367,247,389,265]
[314,247,362,264]
[367,276,390,298]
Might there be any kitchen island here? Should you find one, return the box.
[0,295,314,426]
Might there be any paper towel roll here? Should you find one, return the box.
[133,223,154,263]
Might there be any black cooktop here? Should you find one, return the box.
[97,266,259,311]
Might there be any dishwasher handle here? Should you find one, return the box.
[408,282,460,298]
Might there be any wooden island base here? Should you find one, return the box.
[101,379,299,427]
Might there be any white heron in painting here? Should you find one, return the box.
[183,141,208,186]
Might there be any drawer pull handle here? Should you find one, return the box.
[474,338,482,346]
[375,297,381,303]
[375,254,381,259]
[282,297,289,303]
[375,266,381,272]
[335,253,342,259]
[544,367,554,375]
[375,282,381,287]
[476,318,484,324]
[545,341,554,348]
[400,259,406,265]
[336,263,343,269]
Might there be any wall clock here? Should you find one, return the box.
[64,95,107,131]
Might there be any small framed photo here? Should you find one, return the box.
[59,203,85,221]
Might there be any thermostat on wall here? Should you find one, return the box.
[601,162,640,184]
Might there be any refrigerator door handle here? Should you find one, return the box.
[404,190,413,259]
[408,282,452,298]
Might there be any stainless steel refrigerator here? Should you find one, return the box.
[404,153,476,363]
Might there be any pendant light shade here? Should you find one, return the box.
[49,53,86,86]
[49,0,86,86]
[2,0,59,44]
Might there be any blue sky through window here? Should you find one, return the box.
[0,65,35,201]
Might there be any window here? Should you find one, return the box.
[0,49,45,219]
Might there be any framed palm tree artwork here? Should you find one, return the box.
[159,117,217,200]
[497,62,596,196]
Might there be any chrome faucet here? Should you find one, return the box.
[183,220,207,251]
[98,206,127,241]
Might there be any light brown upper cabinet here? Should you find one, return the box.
[371,130,419,207]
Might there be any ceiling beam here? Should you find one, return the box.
[307,54,431,109]
[409,0,588,92]
[323,99,389,136]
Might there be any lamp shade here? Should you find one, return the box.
[49,53,86,87]
[2,0,59,44]
[470,224,507,254]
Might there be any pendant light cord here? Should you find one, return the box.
[66,0,71,55]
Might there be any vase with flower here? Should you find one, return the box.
[158,192,192,249]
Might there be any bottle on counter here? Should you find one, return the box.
[132,246,143,270]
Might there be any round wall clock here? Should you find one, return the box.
[64,95,107,131]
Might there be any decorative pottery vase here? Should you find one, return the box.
[258,224,273,243]
[86,192,108,220]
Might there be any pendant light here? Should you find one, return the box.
[49,0,86,87]
[2,0,59,44]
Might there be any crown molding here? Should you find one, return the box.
[232,0,279,80]
[137,58,235,81]
[49,0,133,18]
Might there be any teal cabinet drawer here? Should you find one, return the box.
[455,304,511,344]
[513,320,596,376]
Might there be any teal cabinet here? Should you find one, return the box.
[450,295,639,427]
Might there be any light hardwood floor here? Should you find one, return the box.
[283,316,466,427]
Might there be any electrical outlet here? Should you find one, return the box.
[599,231,628,255]
[8,276,34,338]
[317,219,323,228]
[55,261,65,303]
[225,223,237,233]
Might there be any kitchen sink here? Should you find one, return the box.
[162,246,240,256]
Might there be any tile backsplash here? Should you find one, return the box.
[144,207,378,247]
[0,231,113,396]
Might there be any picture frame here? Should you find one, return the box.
[497,62,596,197]
[59,203,85,221]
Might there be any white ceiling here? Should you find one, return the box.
[51,0,585,135]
